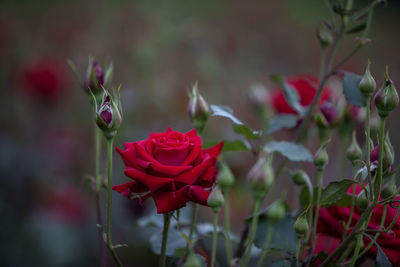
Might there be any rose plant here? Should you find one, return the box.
[69,1,400,267]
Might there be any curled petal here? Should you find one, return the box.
[124,167,173,193]
[152,187,189,213]
[203,142,224,158]
[185,185,210,206]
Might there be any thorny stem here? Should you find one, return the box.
[160,212,172,267]
[106,138,123,267]
[94,127,106,267]
[375,118,386,201]
[366,99,374,201]
[241,198,261,267]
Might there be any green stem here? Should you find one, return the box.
[223,190,233,264]
[241,198,261,267]
[358,204,388,259]
[211,210,220,267]
[160,212,172,267]
[376,118,386,201]
[295,239,302,260]
[366,99,374,201]
[257,224,274,267]
[343,182,357,240]
[308,170,324,266]
[94,127,106,267]
[188,204,199,248]
[350,222,365,267]
[106,138,123,267]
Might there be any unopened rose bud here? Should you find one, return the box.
[266,200,286,224]
[207,186,224,212]
[374,67,399,118]
[359,60,376,98]
[381,182,396,199]
[188,82,210,133]
[294,214,309,238]
[370,132,394,175]
[217,162,235,192]
[314,145,328,170]
[247,84,270,111]
[84,57,113,96]
[248,156,274,200]
[347,131,362,164]
[95,91,122,139]
[291,170,309,186]
[314,112,328,128]
[356,190,369,211]
[183,252,202,267]
[320,102,339,125]
[316,21,333,49]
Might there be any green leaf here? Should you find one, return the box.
[254,214,298,254]
[204,140,251,152]
[363,233,392,267]
[300,180,357,207]
[210,105,261,139]
[264,141,313,162]
[343,72,366,107]
[266,115,299,135]
[271,75,305,116]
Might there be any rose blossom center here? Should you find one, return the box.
[151,132,191,166]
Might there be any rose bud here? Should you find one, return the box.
[217,161,235,192]
[314,112,328,129]
[248,156,274,200]
[207,186,224,212]
[314,145,328,171]
[370,132,394,175]
[95,90,122,139]
[320,102,339,125]
[381,181,397,199]
[291,170,309,186]
[83,57,113,96]
[346,131,362,165]
[247,84,270,112]
[188,81,211,133]
[316,21,333,49]
[183,251,202,267]
[266,200,286,224]
[374,67,399,118]
[359,60,376,98]
[356,190,369,211]
[294,213,309,238]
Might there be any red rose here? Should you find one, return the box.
[271,75,332,115]
[113,127,223,213]
[316,185,400,265]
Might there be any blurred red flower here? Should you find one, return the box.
[271,75,332,115]
[316,185,400,265]
[113,127,223,213]
[40,184,89,225]
[20,59,69,102]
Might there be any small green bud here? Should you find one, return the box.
[314,112,328,129]
[188,82,211,133]
[374,67,399,118]
[207,186,224,212]
[94,90,122,139]
[294,213,309,238]
[248,156,274,200]
[316,21,333,49]
[266,200,286,224]
[359,60,376,98]
[314,145,328,170]
[217,162,235,192]
[291,170,309,186]
[183,252,202,267]
[356,190,369,211]
[346,131,362,164]
[381,181,396,199]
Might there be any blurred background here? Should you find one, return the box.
[1,0,400,266]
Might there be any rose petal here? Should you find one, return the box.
[181,144,202,166]
[185,185,210,206]
[203,142,224,158]
[112,181,149,197]
[174,156,216,185]
[152,187,189,213]
[194,166,216,188]
[124,167,173,193]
